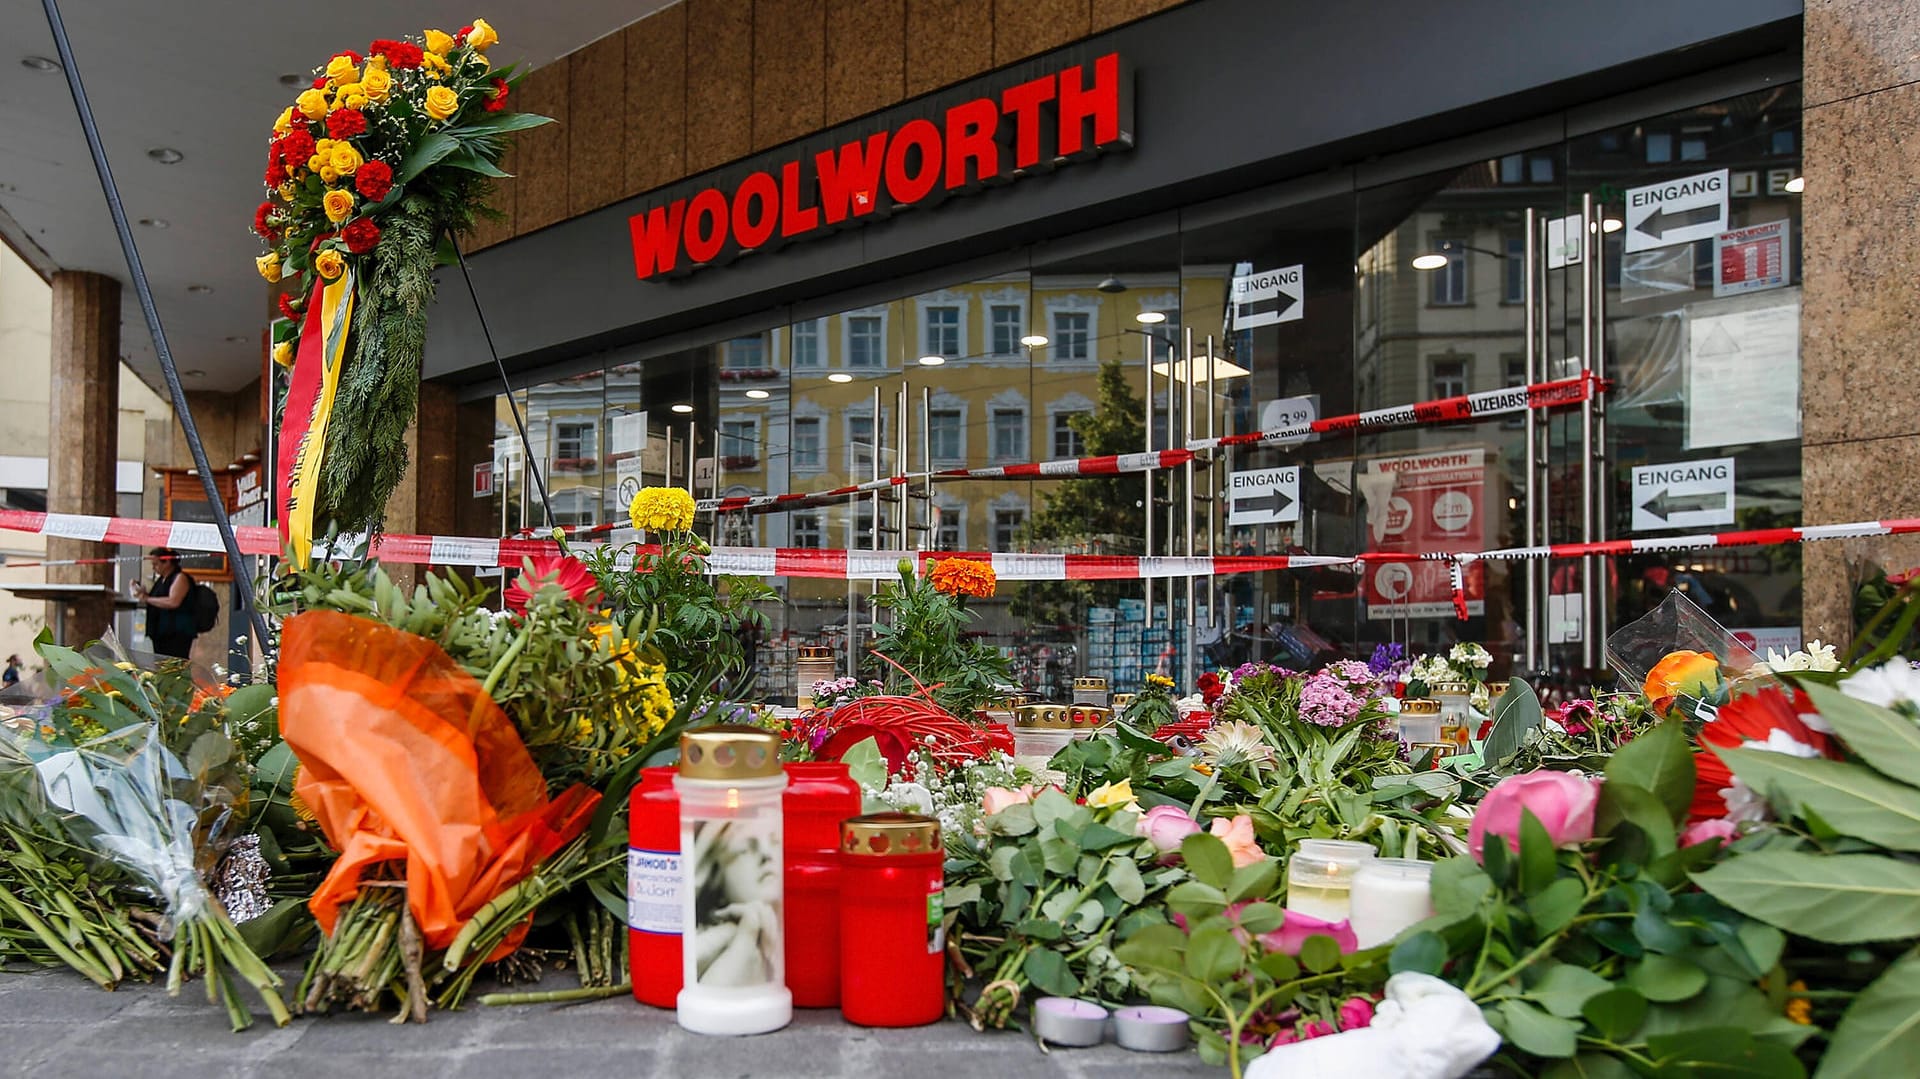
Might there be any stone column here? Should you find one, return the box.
[1800,5,1920,646]
[46,271,121,644]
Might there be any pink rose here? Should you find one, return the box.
[1301,1020,1336,1040]
[981,785,1036,816]
[1337,996,1374,1031]
[1268,1027,1298,1048]
[1257,909,1359,955]
[1679,818,1738,848]
[1209,813,1267,868]
[1468,770,1602,862]
[1137,805,1202,854]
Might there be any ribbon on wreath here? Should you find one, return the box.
[275,268,355,567]
[1449,556,1471,621]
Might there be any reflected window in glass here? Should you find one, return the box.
[925,306,961,358]
[990,305,1023,357]
[793,417,823,471]
[848,316,883,368]
[1053,311,1091,360]
[1503,235,1525,303]
[555,421,595,471]
[721,420,757,463]
[1429,239,1468,306]
[992,408,1026,461]
[1432,357,1468,399]
[792,320,821,368]
[849,415,876,473]
[792,512,822,548]
[993,509,1025,553]
[725,337,765,370]
[1053,412,1087,458]
[928,408,962,462]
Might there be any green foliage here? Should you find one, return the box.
[579,534,772,696]
[866,561,1010,719]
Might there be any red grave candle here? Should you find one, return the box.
[838,813,945,1027]
[783,762,861,1007]
[628,765,682,1008]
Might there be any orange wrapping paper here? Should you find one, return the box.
[277,610,599,954]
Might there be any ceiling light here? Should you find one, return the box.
[224,335,248,343]
[137,217,169,229]
[917,355,946,366]
[186,284,213,294]
[21,56,61,73]
[1785,176,1805,193]
[1411,253,1450,271]
[1020,335,1048,348]
[1135,311,1166,325]
[147,147,185,165]
[1096,276,1127,293]
[277,73,307,87]
[828,373,854,383]
[745,389,770,399]
[670,403,694,414]
[240,453,260,462]
[181,369,206,378]
[1601,218,1623,233]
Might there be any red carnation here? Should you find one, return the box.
[354,160,394,201]
[485,76,510,112]
[369,38,424,69]
[335,50,364,66]
[456,24,473,43]
[277,293,302,322]
[253,201,276,239]
[342,218,382,254]
[264,147,283,186]
[278,129,316,165]
[326,108,367,140]
[313,75,328,90]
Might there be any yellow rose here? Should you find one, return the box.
[466,19,499,51]
[330,143,363,175]
[344,93,368,110]
[272,107,294,134]
[272,340,294,367]
[423,85,459,121]
[333,82,360,103]
[322,188,355,223]
[313,249,345,281]
[254,252,281,282]
[365,55,388,73]
[325,54,359,86]
[360,66,392,101]
[296,89,328,120]
[422,52,452,78]
[424,28,454,56]
[318,165,340,184]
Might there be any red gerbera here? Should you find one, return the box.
[485,77,510,112]
[368,39,424,69]
[342,218,381,254]
[1690,687,1837,823]
[354,160,393,201]
[253,200,276,239]
[503,556,601,615]
[277,293,302,322]
[326,108,367,140]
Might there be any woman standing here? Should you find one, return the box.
[132,548,194,660]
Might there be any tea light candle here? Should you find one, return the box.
[1033,997,1108,1047]
[1112,1005,1189,1052]
[1349,858,1435,949]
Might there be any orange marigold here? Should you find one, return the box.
[929,557,996,598]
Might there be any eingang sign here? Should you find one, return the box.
[627,53,1133,280]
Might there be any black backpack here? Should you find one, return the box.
[186,576,220,634]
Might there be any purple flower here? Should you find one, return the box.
[1368,642,1405,675]
[1298,671,1363,727]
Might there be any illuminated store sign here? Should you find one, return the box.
[627,53,1133,280]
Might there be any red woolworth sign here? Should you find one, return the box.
[628,53,1132,280]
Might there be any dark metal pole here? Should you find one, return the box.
[40,0,272,654]
[450,237,556,530]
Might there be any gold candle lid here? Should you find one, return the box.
[1430,681,1471,694]
[798,645,836,660]
[1486,681,1509,695]
[1074,677,1109,690]
[1411,741,1458,757]
[678,725,782,780]
[841,812,942,856]
[1400,698,1442,715]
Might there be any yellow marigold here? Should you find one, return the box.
[272,107,295,134]
[424,28,455,55]
[255,251,281,283]
[322,188,355,223]
[424,84,459,121]
[296,88,329,120]
[313,249,345,281]
[272,340,294,367]
[330,142,363,175]
[318,165,341,184]
[630,486,696,531]
[929,557,996,598]
[467,18,499,51]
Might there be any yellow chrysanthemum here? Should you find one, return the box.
[629,486,696,531]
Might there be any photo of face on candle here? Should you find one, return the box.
[690,818,783,987]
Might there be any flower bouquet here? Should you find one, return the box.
[255,20,552,550]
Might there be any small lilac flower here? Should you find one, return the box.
[1298,671,1363,727]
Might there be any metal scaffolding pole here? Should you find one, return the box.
[1182,327,1197,691]
[1523,208,1541,672]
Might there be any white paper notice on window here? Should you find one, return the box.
[611,411,648,457]
[1685,292,1800,451]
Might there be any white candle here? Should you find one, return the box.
[1286,839,1376,923]
[1349,858,1435,949]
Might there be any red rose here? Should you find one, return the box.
[342,218,381,254]
[354,160,393,201]
[369,39,424,69]
[253,201,276,239]
[325,108,367,140]
[277,293,302,322]
[485,77,509,112]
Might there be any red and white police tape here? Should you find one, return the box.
[5,508,1920,583]
[1193,373,1601,450]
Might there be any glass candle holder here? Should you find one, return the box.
[675,726,791,1036]
[1349,857,1435,949]
[1431,681,1473,744]
[1397,698,1442,745]
[1285,839,1376,923]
